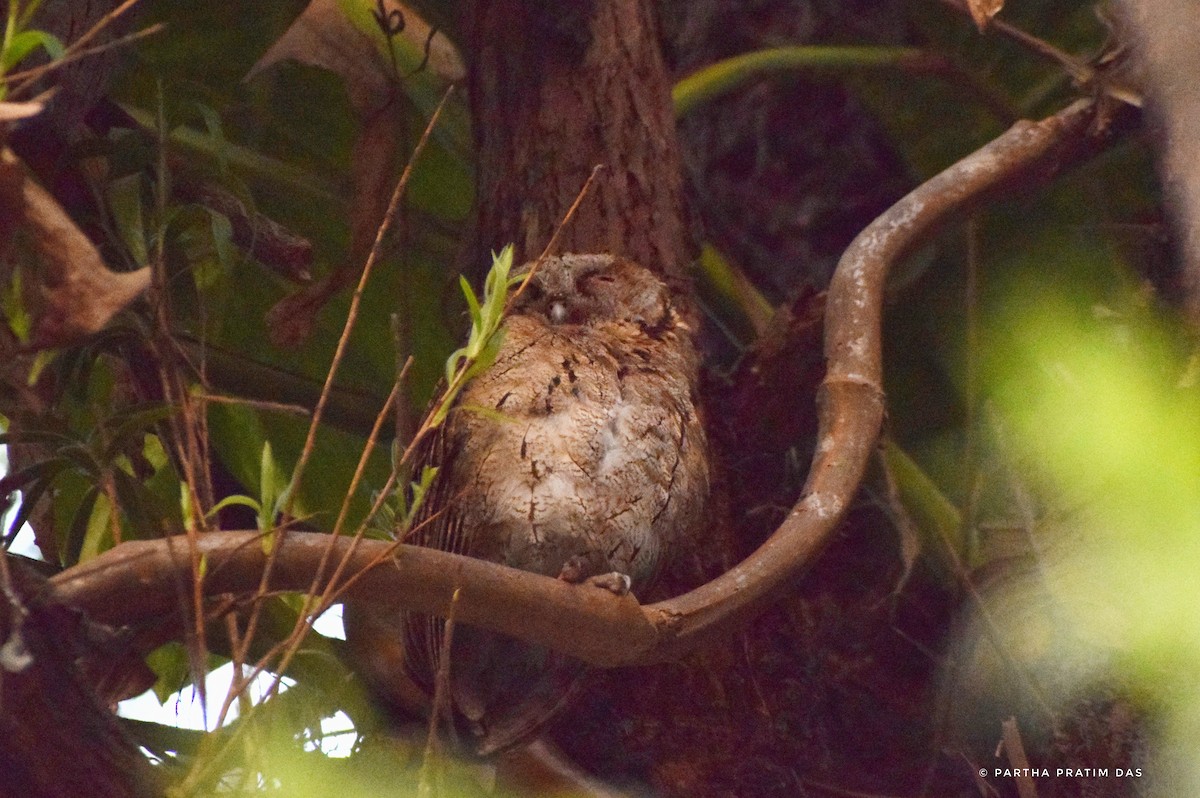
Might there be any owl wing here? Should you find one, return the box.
[402,406,592,756]
[399,401,473,701]
[341,397,465,722]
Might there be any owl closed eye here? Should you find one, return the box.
[512,253,673,331]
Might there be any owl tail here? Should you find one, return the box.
[447,625,590,756]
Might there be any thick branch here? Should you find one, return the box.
[50,531,656,667]
[50,99,1120,667]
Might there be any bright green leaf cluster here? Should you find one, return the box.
[208,441,292,552]
[430,245,518,428]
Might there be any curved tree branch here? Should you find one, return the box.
[49,98,1124,667]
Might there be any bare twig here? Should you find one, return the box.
[937,0,1095,85]
[233,86,454,665]
[6,24,165,98]
[213,371,407,726]
[192,393,310,417]
[285,85,453,517]
[419,587,461,797]
[510,164,605,305]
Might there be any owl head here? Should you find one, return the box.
[511,253,673,332]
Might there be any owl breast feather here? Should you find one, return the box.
[448,314,704,593]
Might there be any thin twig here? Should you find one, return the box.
[193,393,311,417]
[509,164,604,306]
[284,85,453,517]
[419,587,461,798]
[228,87,453,708]
[937,0,1095,85]
[239,371,406,717]
[7,24,164,98]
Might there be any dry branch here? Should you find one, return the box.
[49,98,1121,667]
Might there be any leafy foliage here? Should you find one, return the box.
[0,0,1191,795]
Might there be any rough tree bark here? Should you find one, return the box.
[465,0,696,299]
[0,560,158,798]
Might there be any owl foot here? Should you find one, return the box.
[585,572,632,595]
[555,557,632,595]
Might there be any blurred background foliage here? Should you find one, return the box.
[1,0,1193,794]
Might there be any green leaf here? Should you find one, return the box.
[3,472,53,546]
[459,274,482,329]
[194,102,231,175]
[98,404,175,463]
[64,485,101,565]
[25,350,54,386]
[2,29,65,72]
[208,493,263,517]
[78,491,115,562]
[206,207,236,273]
[145,642,193,705]
[403,465,438,529]
[0,429,77,448]
[48,443,102,478]
[1,267,31,343]
[179,481,195,530]
[443,345,467,387]
[461,327,505,383]
[672,45,927,118]
[106,174,149,265]
[111,468,163,540]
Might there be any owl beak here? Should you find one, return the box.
[549,300,568,325]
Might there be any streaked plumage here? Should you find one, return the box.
[352,253,708,754]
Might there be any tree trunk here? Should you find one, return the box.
[0,559,158,798]
[465,0,697,299]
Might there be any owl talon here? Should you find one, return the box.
[586,572,632,595]
[557,555,588,584]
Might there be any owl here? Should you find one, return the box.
[348,253,709,755]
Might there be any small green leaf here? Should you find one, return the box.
[1,267,31,343]
[111,468,159,541]
[461,327,505,383]
[207,208,235,273]
[259,441,279,529]
[26,350,54,386]
[99,404,174,463]
[145,642,192,705]
[0,429,77,448]
[208,493,262,518]
[443,345,467,387]
[194,103,231,175]
[79,491,116,562]
[2,29,65,72]
[403,465,438,529]
[180,482,194,530]
[460,275,482,329]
